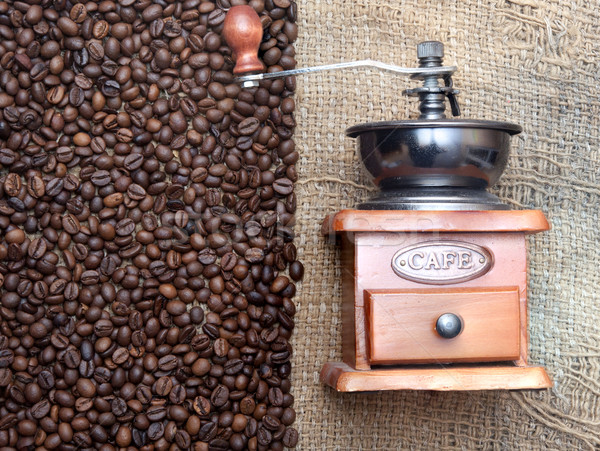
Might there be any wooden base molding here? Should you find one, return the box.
[320,362,552,392]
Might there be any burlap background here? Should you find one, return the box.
[290,0,600,449]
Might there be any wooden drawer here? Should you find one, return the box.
[364,287,520,364]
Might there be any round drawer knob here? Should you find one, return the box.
[436,313,463,339]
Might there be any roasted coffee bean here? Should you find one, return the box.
[198,422,217,441]
[136,385,152,405]
[245,221,262,237]
[80,270,99,285]
[70,3,87,23]
[289,260,304,280]
[111,397,127,417]
[257,427,273,446]
[155,376,173,396]
[50,334,69,349]
[273,178,294,195]
[31,369,49,388]
[92,20,109,38]
[211,384,230,407]
[115,218,136,236]
[94,319,113,337]
[0,414,17,431]
[62,213,80,234]
[112,347,129,365]
[28,237,47,258]
[147,422,164,441]
[75,73,94,90]
[283,427,299,447]
[224,359,244,375]
[31,399,51,419]
[0,1,299,447]
[146,405,167,422]
[79,360,95,378]
[238,117,261,135]
[4,173,21,197]
[27,175,45,198]
[91,170,111,186]
[245,247,265,263]
[169,384,186,404]
[127,183,146,200]
[175,429,191,448]
[158,355,178,371]
[0,349,14,368]
[62,347,82,369]
[193,396,212,416]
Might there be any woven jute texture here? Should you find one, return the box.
[291,0,600,449]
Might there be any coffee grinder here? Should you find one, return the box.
[224,7,552,391]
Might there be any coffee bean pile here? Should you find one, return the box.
[0,0,302,449]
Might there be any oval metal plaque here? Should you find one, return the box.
[391,241,493,285]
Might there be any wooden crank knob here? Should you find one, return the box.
[223,5,265,75]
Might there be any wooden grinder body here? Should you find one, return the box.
[320,210,552,391]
